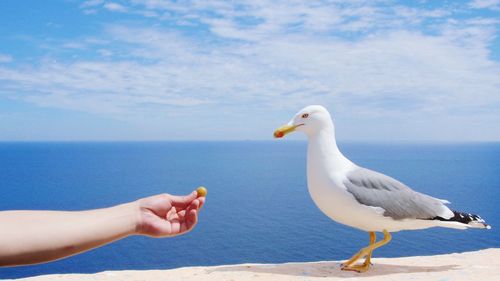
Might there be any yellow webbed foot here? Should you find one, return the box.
[340,230,390,273]
[341,261,371,273]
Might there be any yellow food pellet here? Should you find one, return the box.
[196,186,207,197]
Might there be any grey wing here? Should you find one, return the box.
[344,168,450,220]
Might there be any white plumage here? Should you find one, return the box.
[274,105,490,272]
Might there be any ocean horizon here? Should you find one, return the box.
[1,141,499,279]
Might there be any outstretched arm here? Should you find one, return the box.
[0,191,205,267]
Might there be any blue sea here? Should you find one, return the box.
[1,141,499,279]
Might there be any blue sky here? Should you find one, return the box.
[0,0,499,141]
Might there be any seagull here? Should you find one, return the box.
[274,105,490,272]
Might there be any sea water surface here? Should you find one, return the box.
[0,141,499,279]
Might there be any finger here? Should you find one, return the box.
[170,191,197,208]
[166,207,174,219]
[189,199,200,211]
[180,221,187,233]
[169,212,180,222]
[182,199,199,218]
[186,209,198,230]
[167,207,177,220]
[198,197,205,209]
[177,210,187,221]
[170,219,181,234]
[151,220,172,237]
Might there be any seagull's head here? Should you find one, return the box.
[274,105,333,138]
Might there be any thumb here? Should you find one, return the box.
[170,191,197,208]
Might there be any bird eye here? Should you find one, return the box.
[301,113,309,118]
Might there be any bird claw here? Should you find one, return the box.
[341,263,370,273]
[340,260,357,268]
[340,259,371,273]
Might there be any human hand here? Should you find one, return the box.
[135,191,205,237]
[0,192,205,267]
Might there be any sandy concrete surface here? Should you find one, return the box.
[11,248,500,281]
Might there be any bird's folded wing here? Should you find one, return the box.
[344,168,453,220]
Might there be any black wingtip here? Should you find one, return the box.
[431,210,490,229]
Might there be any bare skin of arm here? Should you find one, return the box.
[0,191,205,267]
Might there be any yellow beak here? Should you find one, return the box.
[274,124,298,138]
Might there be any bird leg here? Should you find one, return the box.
[341,231,375,271]
[365,231,377,265]
[341,230,391,273]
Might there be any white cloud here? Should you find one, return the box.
[470,0,500,10]
[97,49,113,56]
[104,2,128,13]
[0,54,13,63]
[0,0,499,140]
[2,25,498,115]
[80,0,104,8]
[62,42,87,49]
[102,1,461,39]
